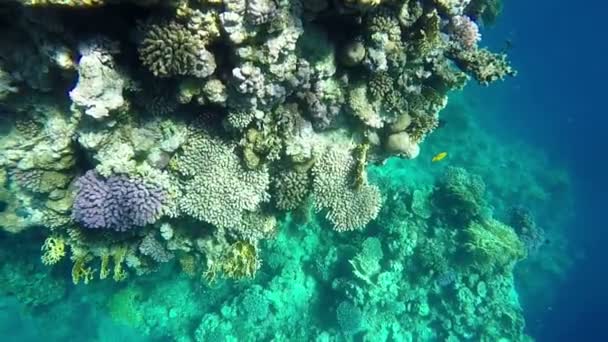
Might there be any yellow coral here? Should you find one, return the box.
[41,236,66,266]
[72,255,95,285]
[352,143,370,190]
[99,254,111,280]
[112,246,128,282]
[221,241,260,279]
[203,260,220,284]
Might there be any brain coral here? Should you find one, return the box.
[72,170,165,231]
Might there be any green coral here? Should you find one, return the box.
[432,166,486,227]
[461,219,526,272]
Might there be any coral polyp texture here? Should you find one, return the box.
[72,170,165,231]
[0,0,553,341]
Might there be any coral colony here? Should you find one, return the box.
[0,0,556,341]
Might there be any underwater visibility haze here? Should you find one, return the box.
[0,0,605,341]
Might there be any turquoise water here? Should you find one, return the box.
[0,1,604,341]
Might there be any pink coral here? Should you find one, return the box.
[451,15,481,50]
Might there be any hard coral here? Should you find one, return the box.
[451,15,481,50]
[69,39,125,119]
[462,219,526,272]
[221,240,260,279]
[72,170,165,232]
[451,48,516,85]
[432,166,486,226]
[174,127,270,230]
[273,169,311,211]
[41,235,66,265]
[138,21,216,78]
[336,301,363,335]
[312,147,381,231]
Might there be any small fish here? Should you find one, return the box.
[432,152,447,163]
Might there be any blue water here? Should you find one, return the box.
[478,0,608,339]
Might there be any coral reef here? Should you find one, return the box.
[0,2,553,341]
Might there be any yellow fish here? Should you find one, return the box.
[432,152,447,163]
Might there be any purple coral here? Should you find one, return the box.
[72,170,165,232]
[451,15,481,50]
[509,206,546,254]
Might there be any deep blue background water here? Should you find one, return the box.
[478,1,608,340]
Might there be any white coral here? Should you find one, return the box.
[69,40,125,119]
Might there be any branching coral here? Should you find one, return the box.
[272,169,311,211]
[336,301,363,335]
[72,254,95,285]
[6,0,518,300]
[220,240,260,279]
[312,146,381,231]
[350,237,384,284]
[451,15,481,50]
[41,235,66,265]
[72,171,166,231]
[450,48,516,85]
[138,21,216,78]
[173,127,270,231]
[508,206,546,254]
[139,232,174,263]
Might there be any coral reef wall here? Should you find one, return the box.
[0,0,555,341]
